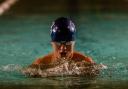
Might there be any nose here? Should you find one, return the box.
[60,44,67,52]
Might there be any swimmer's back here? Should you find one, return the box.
[32,52,94,65]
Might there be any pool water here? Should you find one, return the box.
[0,13,128,89]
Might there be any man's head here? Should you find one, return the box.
[51,17,76,59]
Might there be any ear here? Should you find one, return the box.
[72,41,75,45]
[51,42,53,45]
[74,41,76,44]
[51,42,55,46]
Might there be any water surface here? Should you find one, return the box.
[0,13,128,89]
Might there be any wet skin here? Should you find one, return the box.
[32,41,95,65]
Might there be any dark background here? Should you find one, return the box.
[0,0,128,15]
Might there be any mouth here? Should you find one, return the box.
[60,52,67,57]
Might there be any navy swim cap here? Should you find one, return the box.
[51,17,76,42]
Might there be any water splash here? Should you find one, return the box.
[22,59,107,77]
[0,64,22,72]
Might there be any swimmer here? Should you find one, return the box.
[32,17,95,65]
[22,17,108,77]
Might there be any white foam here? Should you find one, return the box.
[22,60,106,77]
[0,64,22,72]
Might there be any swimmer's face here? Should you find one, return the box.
[51,41,75,59]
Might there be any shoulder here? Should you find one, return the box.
[73,51,95,63]
[32,53,53,65]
